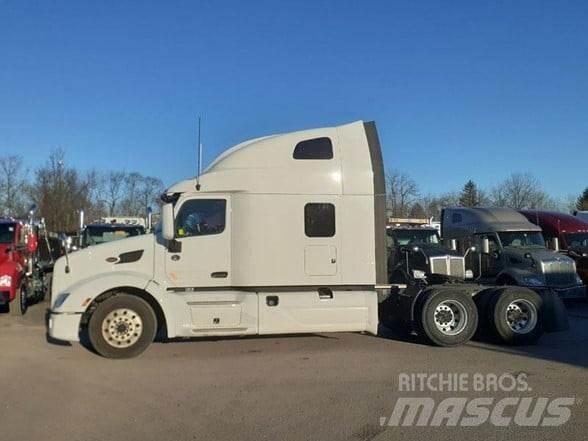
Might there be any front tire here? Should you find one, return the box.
[487,287,544,345]
[10,281,28,316]
[416,289,478,347]
[88,294,157,359]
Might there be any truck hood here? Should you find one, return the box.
[52,234,155,301]
[417,244,460,258]
[503,247,573,263]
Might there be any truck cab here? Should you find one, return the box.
[520,210,588,289]
[1,216,51,315]
[574,211,588,223]
[441,207,585,299]
[386,225,466,283]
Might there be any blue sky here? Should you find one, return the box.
[1,0,587,197]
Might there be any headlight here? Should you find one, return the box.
[0,275,12,287]
[576,274,583,285]
[53,293,70,309]
[412,270,426,279]
[522,276,544,287]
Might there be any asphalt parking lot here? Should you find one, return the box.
[0,300,587,441]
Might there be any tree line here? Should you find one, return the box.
[0,150,164,232]
[1,151,586,230]
[386,170,588,220]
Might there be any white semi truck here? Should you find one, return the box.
[48,121,556,358]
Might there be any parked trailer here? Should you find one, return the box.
[48,121,558,358]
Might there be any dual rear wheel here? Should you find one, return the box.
[415,286,544,347]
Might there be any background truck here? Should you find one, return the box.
[48,121,558,358]
[574,211,588,223]
[441,207,585,299]
[383,223,549,345]
[521,210,588,290]
[0,209,55,315]
[69,210,151,250]
[386,224,470,282]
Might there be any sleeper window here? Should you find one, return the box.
[176,199,226,237]
[293,137,333,160]
[305,203,335,237]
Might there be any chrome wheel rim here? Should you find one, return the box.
[101,308,143,348]
[434,300,468,335]
[505,299,537,334]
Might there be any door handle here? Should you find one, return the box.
[266,296,279,306]
[318,287,333,300]
[171,255,181,261]
[211,271,228,278]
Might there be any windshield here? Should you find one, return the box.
[567,232,588,248]
[0,223,16,244]
[575,212,588,222]
[83,225,146,246]
[389,229,440,247]
[499,231,545,248]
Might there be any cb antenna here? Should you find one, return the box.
[196,116,203,191]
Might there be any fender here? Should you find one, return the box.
[53,271,160,314]
[495,268,536,285]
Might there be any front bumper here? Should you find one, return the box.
[48,311,82,342]
[0,291,9,306]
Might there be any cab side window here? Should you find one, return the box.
[293,138,333,160]
[305,203,335,237]
[175,199,226,238]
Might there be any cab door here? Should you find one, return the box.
[164,196,231,288]
[477,233,501,278]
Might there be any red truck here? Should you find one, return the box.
[520,210,588,291]
[0,215,53,315]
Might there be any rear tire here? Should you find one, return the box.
[416,289,478,347]
[88,294,157,359]
[488,287,544,345]
[10,281,28,316]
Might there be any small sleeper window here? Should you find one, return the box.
[293,137,333,160]
[305,203,336,237]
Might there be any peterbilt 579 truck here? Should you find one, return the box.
[48,121,555,358]
[441,207,585,299]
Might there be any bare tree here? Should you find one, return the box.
[0,155,28,217]
[100,171,127,216]
[386,170,419,218]
[29,150,98,231]
[419,192,460,220]
[137,176,164,215]
[490,173,555,209]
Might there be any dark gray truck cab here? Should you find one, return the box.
[386,226,468,283]
[441,207,585,300]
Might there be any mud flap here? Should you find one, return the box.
[540,289,569,332]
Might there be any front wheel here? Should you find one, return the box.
[416,289,478,347]
[10,281,28,316]
[488,287,544,345]
[88,294,157,359]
